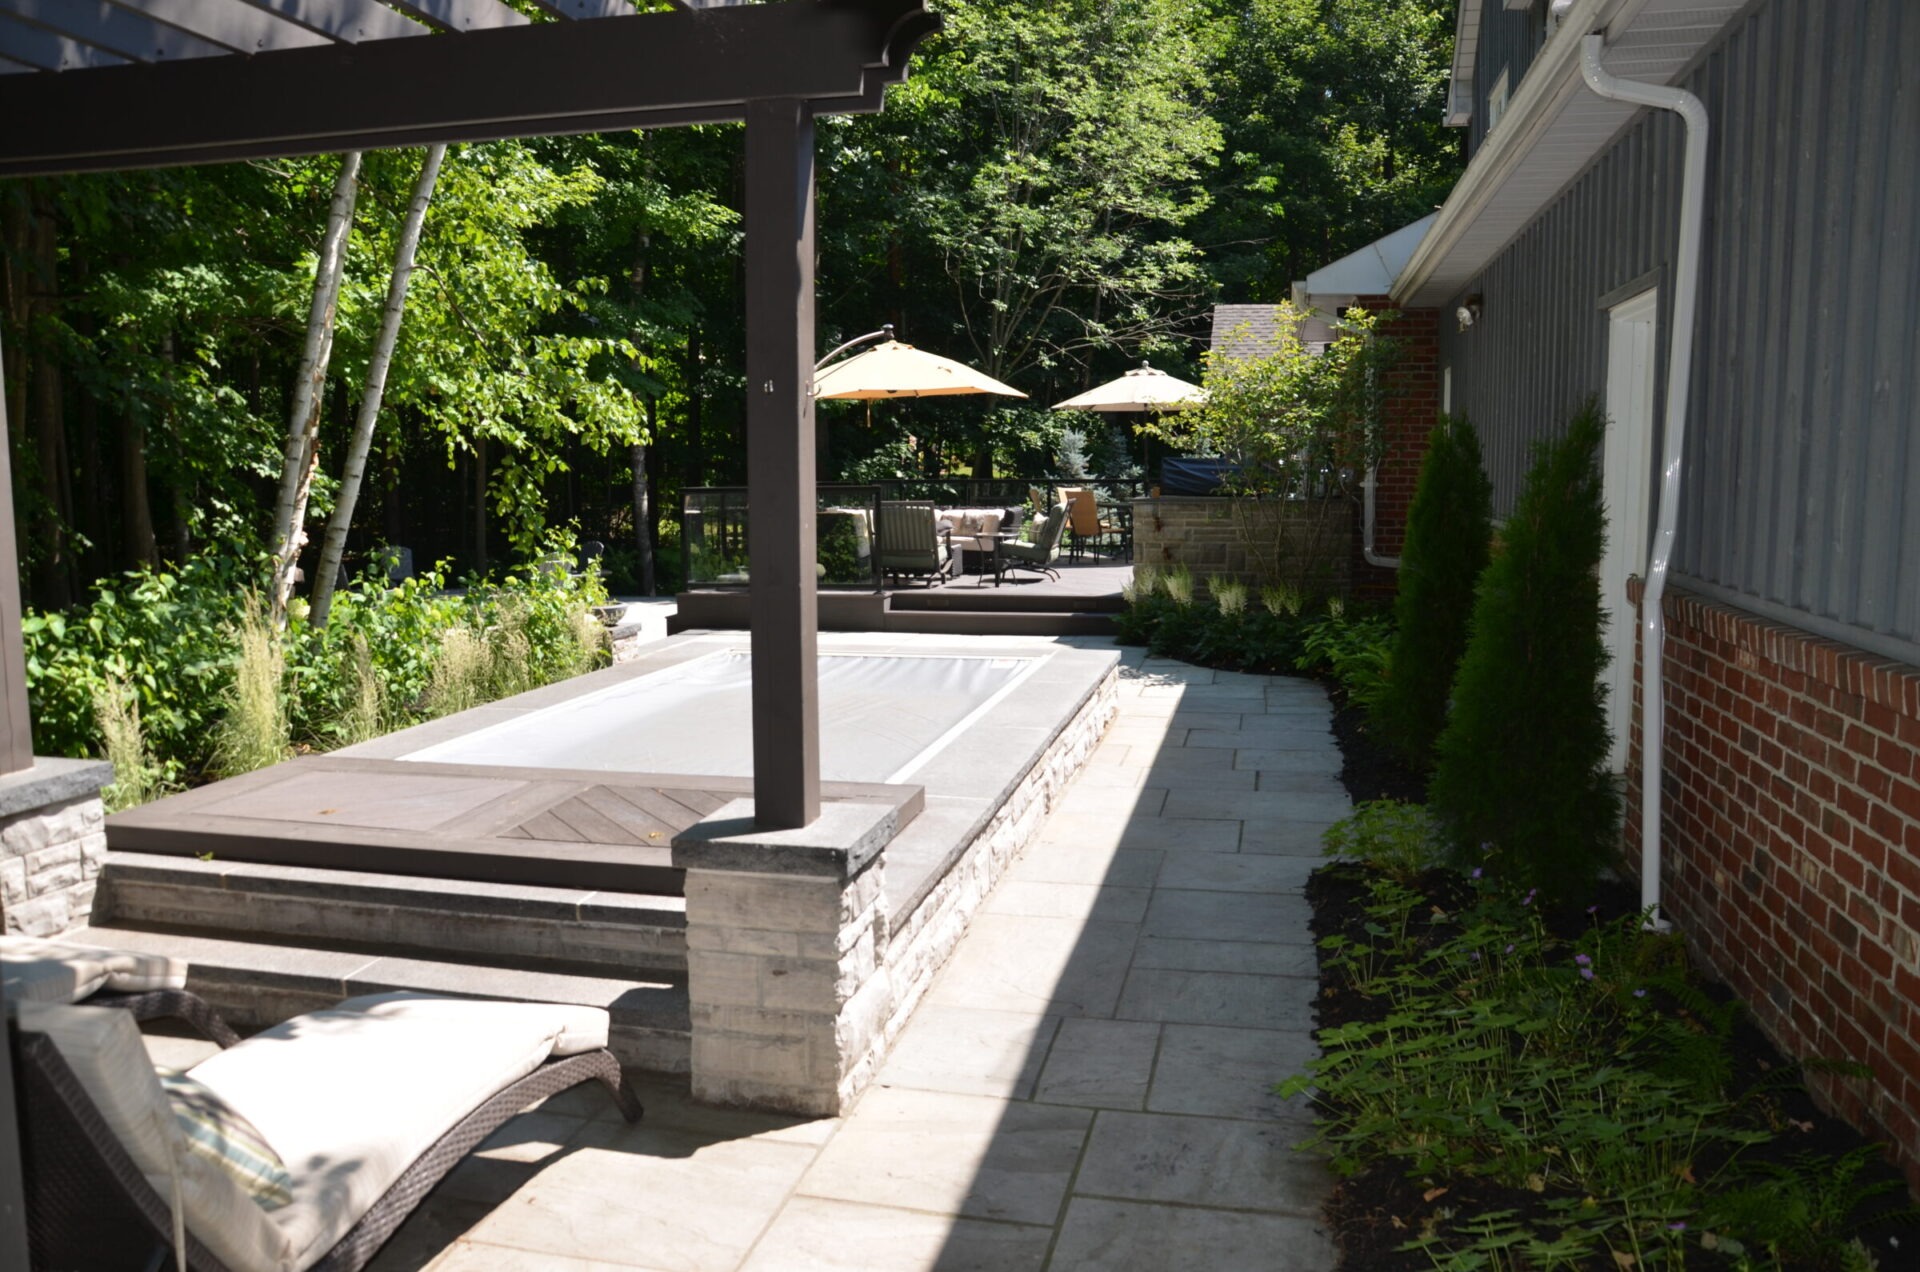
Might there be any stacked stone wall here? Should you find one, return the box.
[1,792,108,938]
[1129,497,1350,600]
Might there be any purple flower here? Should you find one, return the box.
[1471,867,1483,880]
[1521,889,1537,908]
[1668,1223,1688,1232]
[1633,989,1647,999]
[1580,968,1595,980]
[1575,954,1592,965]
[1586,904,1600,915]
[1504,943,1516,954]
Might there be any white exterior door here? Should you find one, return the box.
[1602,290,1659,773]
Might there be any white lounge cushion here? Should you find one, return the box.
[936,507,1003,536]
[15,1002,297,1272]
[187,992,611,1271]
[1,935,188,1004]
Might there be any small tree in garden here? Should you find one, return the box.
[1143,301,1401,599]
[1429,404,1617,894]
[1372,415,1493,769]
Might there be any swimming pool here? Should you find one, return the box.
[399,650,1044,784]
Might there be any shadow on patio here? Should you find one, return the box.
[354,649,1349,1272]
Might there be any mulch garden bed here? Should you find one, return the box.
[1307,682,1918,1271]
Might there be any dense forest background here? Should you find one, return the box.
[0,0,1459,606]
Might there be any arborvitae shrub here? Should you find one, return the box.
[1372,415,1493,770]
[1429,403,1619,895]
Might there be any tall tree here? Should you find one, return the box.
[1195,0,1461,299]
[310,144,445,626]
[268,153,361,625]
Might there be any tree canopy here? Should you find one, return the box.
[0,0,1459,606]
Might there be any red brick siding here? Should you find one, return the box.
[1348,300,1440,603]
[1622,585,1920,1186]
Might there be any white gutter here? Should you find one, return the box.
[1578,33,1709,931]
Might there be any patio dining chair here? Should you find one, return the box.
[12,991,642,1272]
[1061,488,1123,561]
[999,501,1069,582]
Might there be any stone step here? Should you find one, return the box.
[75,921,691,1075]
[97,852,687,975]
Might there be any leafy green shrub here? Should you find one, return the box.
[1321,801,1445,884]
[1373,415,1492,770]
[1430,404,1618,894]
[27,540,611,798]
[1295,606,1392,713]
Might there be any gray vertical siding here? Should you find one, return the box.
[1470,0,1549,154]
[1438,0,1920,665]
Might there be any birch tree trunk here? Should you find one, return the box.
[309,145,444,627]
[267,151,362,626]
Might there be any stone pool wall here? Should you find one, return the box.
[0,759,113,938]
[674,664,1119,1115]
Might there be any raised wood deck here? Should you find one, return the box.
[107,754,923,894]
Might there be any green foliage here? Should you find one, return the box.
[26,545,610,797]
[1212,578,1249,616]
[1430,405,1619,895]
[1321,800,1445,884]
[210,602,291,778]
[1373,415,1494,770]
[1295,606,1393,713]
[1161,563,1196,605]
[1284,868,1897,1271]
[1145,304,1401,596]
[93,679,168,814]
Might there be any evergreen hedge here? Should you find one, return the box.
[1429,403,1619,894]
[1372,415,1492,769]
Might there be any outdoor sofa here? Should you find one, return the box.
[8,941,641,1272]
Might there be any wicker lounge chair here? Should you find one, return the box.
[3,934,242,1048]
[876,500,953,586]
[999,501,1069,582]
[12,992,642,1272]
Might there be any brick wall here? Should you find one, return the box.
[1130,496,1351,599]
[1350,300,1441,603]
[1624,586,1920,1185]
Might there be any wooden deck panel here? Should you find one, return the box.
[108,754,923,895]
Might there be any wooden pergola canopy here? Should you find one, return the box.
[0,0,936,174]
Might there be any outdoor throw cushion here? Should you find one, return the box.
[187,992,611,1271]
[1,934,188,1004]
[161,1070,296,1211]
[14,1002,298,1272]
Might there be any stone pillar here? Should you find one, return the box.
[0,758,114,938]
[672,798,898,1116]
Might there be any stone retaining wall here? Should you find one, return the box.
[1130,496,1351,599]
[0,760,114,938]
[672,666,1118,1115]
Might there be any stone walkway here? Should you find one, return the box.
[349,648,1349,1271]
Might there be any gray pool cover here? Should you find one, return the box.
[401,651,1037,783]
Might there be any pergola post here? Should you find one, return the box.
[0,331,34,776]
[744,98,820,831]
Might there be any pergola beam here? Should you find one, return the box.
[0,0,937,175]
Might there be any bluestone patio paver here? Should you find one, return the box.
[367,642,1340,1271]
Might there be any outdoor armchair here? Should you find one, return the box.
[1061,488,1124,560]
[999,501,1069,582]
[12,991,642,1272]
[876,500,953,586]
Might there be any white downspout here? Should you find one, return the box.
[1579,34,1709,930]
[1363,468,1400,570]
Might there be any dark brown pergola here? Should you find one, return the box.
[0,1,936,1256]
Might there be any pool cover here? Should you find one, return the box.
[400,651,1039,783]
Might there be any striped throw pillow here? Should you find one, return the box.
[159,1072,294,1212]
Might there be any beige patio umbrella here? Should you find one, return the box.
[1051,362,1205,412]
[813,339,1027,400]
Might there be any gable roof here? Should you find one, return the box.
[1209,304,1336,361]
[1397,0,1743,306]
